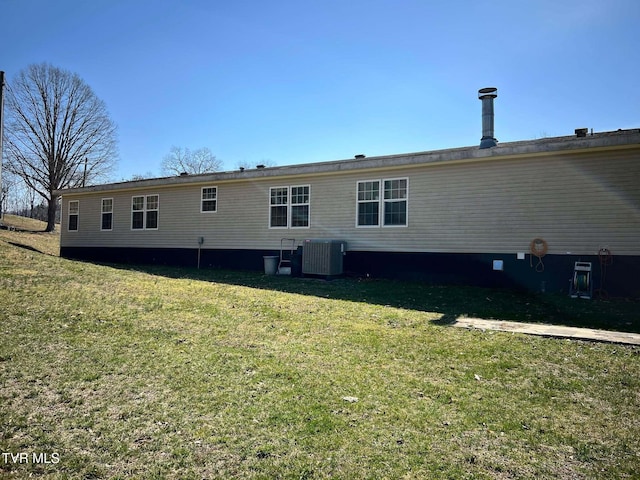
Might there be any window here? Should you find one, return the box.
[132,196,144,229]
[357,181,380,227]
[269,185,310,228]
[101,198,113,231]
[201,187,217,212]
[132,195,159,230]
[68,200,79,231]
[270,187,288,228]
[383,179,408,226]
[291,185,310,227]
[356,178,408,227]
[145,195,159,229]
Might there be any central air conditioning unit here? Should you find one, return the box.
[302,239,347,276]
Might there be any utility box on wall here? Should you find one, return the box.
[302,239,347,276]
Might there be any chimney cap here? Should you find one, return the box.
[478,87,498,99]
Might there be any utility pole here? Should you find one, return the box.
[0,71,5,222]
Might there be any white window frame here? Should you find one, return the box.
[290,185,310,229]
[68,200,79,232]
[101,198,113,231]
[382,178,409,227]
[201,186,218,213]
[356,180,381,228]
[269,185,311,229]
[269,186,290,229]
[131,194,159,231]
[356,178,408,228]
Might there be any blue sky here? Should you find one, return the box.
[3,0,639,180]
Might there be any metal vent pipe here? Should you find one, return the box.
[478,87,498,149]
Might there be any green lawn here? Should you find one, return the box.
[1,226,639,478]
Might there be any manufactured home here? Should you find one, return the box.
[58,91,640,297]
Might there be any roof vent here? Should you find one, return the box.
[179,172,189,176]
[575,128,588,138]
[354,154,366,159]
[256,164,265,169]
[478,87,498,149]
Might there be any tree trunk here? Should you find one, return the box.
[46,194,58,232]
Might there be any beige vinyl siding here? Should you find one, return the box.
[60,148,640,256]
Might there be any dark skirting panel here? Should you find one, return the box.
[60,247,640,297]
[345,251,640,298]
[60,246,279,271]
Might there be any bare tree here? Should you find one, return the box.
[2,172,31,217]
[161,146,221,176]
[236,158,277,170]
[0,171,13,218]
[4,63,117,231]
[126,171,157,182]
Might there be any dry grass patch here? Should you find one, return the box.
[0,214,60,256]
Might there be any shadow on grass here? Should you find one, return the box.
[430,314,459,326]
[102,262,640,334]
[7,241,46,254]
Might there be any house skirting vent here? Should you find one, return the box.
[302,239,347,276]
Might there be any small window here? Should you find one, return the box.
[201,187,217,212]
[132,195,159,230]
[101,198,113,231]
[68,200,79,231]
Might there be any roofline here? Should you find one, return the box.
[56,128,640,196]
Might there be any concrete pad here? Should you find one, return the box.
[453,317,640,346]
